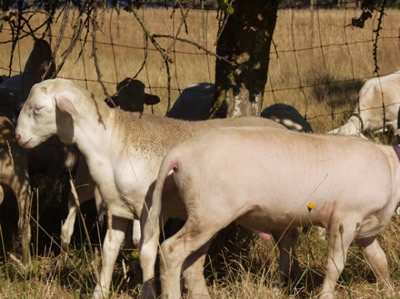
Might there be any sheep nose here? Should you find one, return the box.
[15,133,21,140]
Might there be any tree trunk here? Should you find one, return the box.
[211,0,280,118]
[205,0,281,282]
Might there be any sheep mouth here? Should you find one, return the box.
[18,137,33,148]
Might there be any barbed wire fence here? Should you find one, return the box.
[0,0,399,292]
[0,0,399,134]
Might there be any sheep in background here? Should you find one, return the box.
[167,82,313,133]
[0,38,54,123]
[145,126,398,299]
[167,82,214,120]
[329,71,400,138]
[0,87,19,123]
[105,77,160,112]
[0,40,84,259]
[0,38,56,268]
[15,78,291,299]
[0,38,55,117]
[0,75,8,83]
[0,116,31,266]
[260,103,313,133]
[0,38,56,264]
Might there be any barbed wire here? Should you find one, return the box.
[0,1,399,131]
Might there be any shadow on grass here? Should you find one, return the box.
[311,73,364,109]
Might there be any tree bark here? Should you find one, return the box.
[211,0,280,118]
[204,0,281,281]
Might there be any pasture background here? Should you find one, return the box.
[0,2,400,298]
[0,5,399,132]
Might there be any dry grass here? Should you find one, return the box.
[1,7,400,132]
[1,6,400,298]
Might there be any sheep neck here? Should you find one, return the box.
[72,95,117,161]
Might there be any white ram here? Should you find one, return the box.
[144,126,399,299]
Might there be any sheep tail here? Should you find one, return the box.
[144,156,178,242]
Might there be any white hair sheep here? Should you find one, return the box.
[0,38,74,177]
[15,78,290,298]
[61,77,160,250]
[329,71,400,138]
[144,126,399,299]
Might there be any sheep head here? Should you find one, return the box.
[15,78,79,148]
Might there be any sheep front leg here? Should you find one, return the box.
[61,197,78,250]
[132,219,141,248]
[93,215,129,299]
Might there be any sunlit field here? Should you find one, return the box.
[1,7,399,132]
[0,6,400,298]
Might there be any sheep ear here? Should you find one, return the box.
[56,95,78,116]
[144,93,161,105]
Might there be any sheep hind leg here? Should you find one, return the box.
[356,236,394,293]
[182,240,212,298]
[160,219,221,299]
[319,218,357,299]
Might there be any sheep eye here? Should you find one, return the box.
[33,106,43,116]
